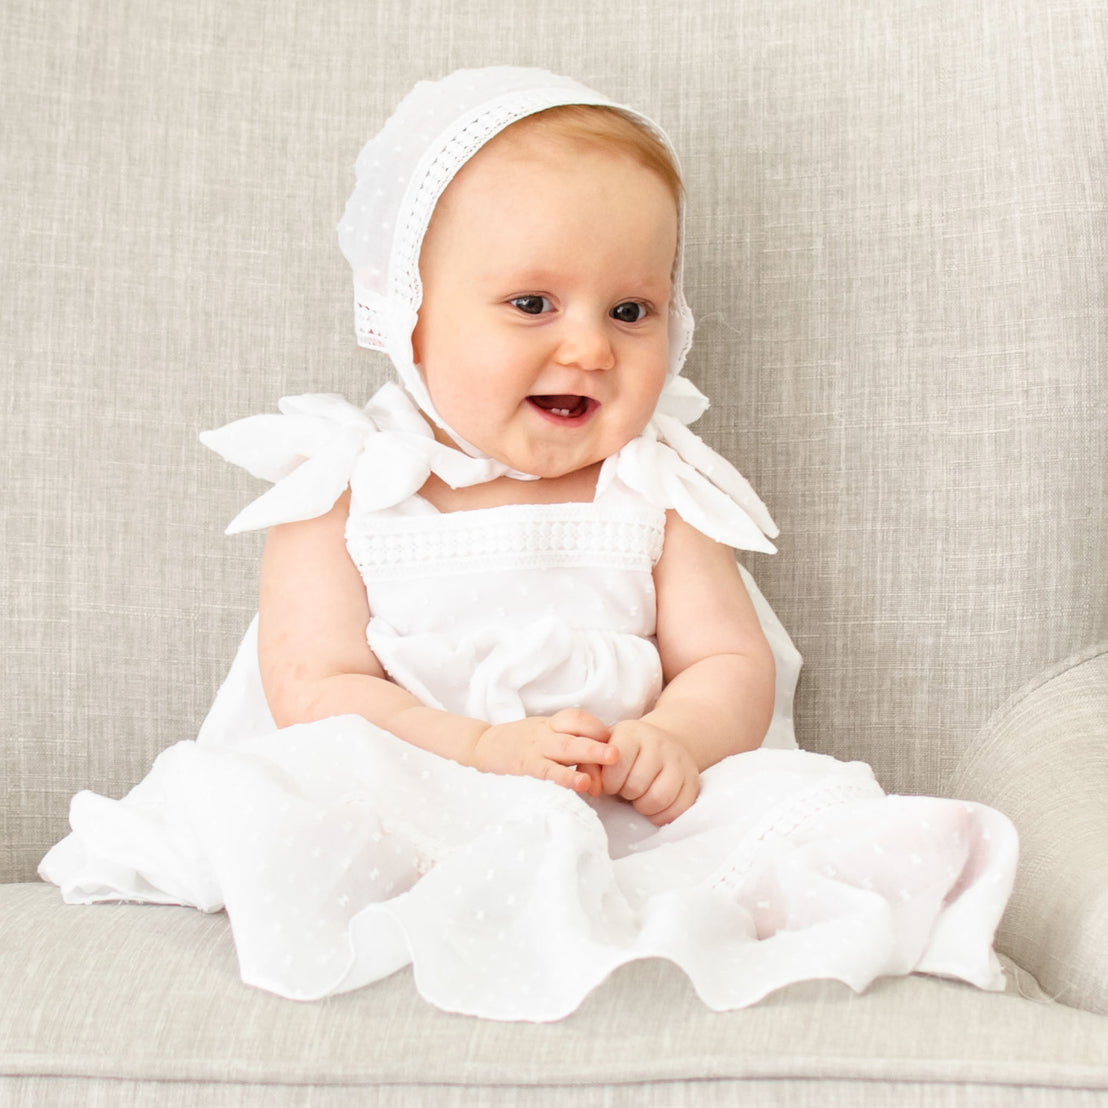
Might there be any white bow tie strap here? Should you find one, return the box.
[202,383,778,555]
[651,412,779,544]
[200,384,526,535]
[606,425,778,555]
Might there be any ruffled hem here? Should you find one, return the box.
[40,721,1017,1021]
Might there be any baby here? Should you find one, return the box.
[258,97,776,826]
[41,68,1015,1021]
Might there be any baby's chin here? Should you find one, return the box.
[502,435,650,483]
[424,402,654,482]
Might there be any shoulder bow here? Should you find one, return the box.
[199,384,511,534]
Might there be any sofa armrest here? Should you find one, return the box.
[948,644,1108,1014]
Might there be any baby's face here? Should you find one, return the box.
[412,127,678,480]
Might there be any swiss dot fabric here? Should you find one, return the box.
[39,386,1018,1020]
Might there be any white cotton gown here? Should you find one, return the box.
[40,386,1018,1021]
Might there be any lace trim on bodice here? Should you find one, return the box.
[709,776,885,896]
[346,501,664,582]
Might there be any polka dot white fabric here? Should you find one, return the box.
[39,386,1019,1020]
[41,729,1017,1019]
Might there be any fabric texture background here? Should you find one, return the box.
[3,0,1106,880]
[950,643,1108,1015]
[1,0,1107,1099]
[3,0,1105,888]
[1,881,1104,1102]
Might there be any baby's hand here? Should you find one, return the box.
[595,720,700,826]
[468,709,616,794]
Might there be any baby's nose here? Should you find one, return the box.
[554,315,616,372]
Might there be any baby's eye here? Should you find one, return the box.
[510,295,553,315]
[610,301,649,324]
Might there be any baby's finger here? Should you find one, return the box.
[599,741,634,796]
[617,747,662,803]
[550,732,618,768]
[597,726,638,796]
[577,762,604,797]
[537,759,593,794]
[642,772,700,827]
[548,708,610,742]
[632,763,683,817]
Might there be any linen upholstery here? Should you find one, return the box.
[2,0,1108,873]
[950,644,1108,1015]
[2,882,1105,1105]
[3,0,1106,877]
[2,0,1107,1101]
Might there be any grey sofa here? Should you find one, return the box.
[3,0,1106,1103]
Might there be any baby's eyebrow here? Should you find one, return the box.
[493,269,558,288]
[491,267,673,293]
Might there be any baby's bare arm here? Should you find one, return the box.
[257,493,614,790]
[649,510,776,767]
[594,512,775,823]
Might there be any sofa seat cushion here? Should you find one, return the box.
[2,883,1106,1106]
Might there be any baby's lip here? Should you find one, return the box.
[526,395,599,425]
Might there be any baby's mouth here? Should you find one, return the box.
[527,394,595,420]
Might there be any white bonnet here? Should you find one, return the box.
[337,66,703,447]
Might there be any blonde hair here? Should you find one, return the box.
[498,104,684,205]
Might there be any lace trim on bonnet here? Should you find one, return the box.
[335,67,696,452]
